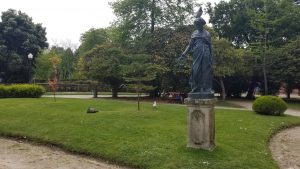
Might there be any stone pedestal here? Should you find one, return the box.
[185,98,217,151]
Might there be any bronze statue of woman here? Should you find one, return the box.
[178,7,214,99]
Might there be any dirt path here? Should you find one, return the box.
[269,126,300,169]
[0,138,129,169]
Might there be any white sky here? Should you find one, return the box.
[0,0,223,48]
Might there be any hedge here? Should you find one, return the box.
[0,84,45,98]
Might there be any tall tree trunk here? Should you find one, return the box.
[287,91,291,100]
[286,83,291,99]
[219,77,226,101]
[262,33,268,95]
[138,91,140,111]
[93,85,98,98]
[150,0,156,33]
[263,3,268,95]
[246,81,255,99]
[112,85,118,98]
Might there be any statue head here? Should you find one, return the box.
[194,17,206,30]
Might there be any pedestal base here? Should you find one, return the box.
[185,98,217,151]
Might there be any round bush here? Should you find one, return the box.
[252,96,287,116]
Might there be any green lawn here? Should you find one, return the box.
[0,98,299,169]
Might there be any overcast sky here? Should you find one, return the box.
[0,0,223,47]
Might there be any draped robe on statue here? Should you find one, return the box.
[189,29,213,94]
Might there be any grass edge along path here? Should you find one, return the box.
[0,98,300,169]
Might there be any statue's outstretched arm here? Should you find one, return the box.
[177,39,192,65]
[182,39,193,57]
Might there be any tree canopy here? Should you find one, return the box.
[81,45,128,97]
[111,0,198,44]
[269,37,300,98]
[207,0,300,47]
[78,28,109,56]
[122,54,158,110]
[0,9,48,83]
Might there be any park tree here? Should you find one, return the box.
[35,47,76,81]
[34,50,57,80]
[269,37,300,99]
[78,28,109,56]
[59,48,75,80]
[207,0,300,47]
[213,38,243,100]
[0,9,48,83]
[110,0,198,44]
[48,54,61,101]
[207,0,300,95]
[74,27,121,80]
[136,26,192,92]
[51,46,76,80]
[122,54,158,110]
[81,45,127,98]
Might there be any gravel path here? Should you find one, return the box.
[0,138,129,169]
[269,126,300,169]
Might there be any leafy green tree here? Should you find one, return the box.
[59,48,75,80]
[50,46,76,80]
[122,54,158,110]
[78,28,109,56]
[207,0,300,47]
[207,0,300,95]
[269,37,300,99]
[132,26,195,93]
[74,28,119,80]
[34,50,56,80]
[35,47,76,81]
[81,45,127,98]
[0,9,48,82]
[213,38,243,100]
[111,0,198,44]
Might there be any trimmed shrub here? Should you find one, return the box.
[0,84,45,98]
[252,96,287,116]
[0,85,8,98]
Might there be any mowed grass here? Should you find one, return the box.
[0,98,300,169]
